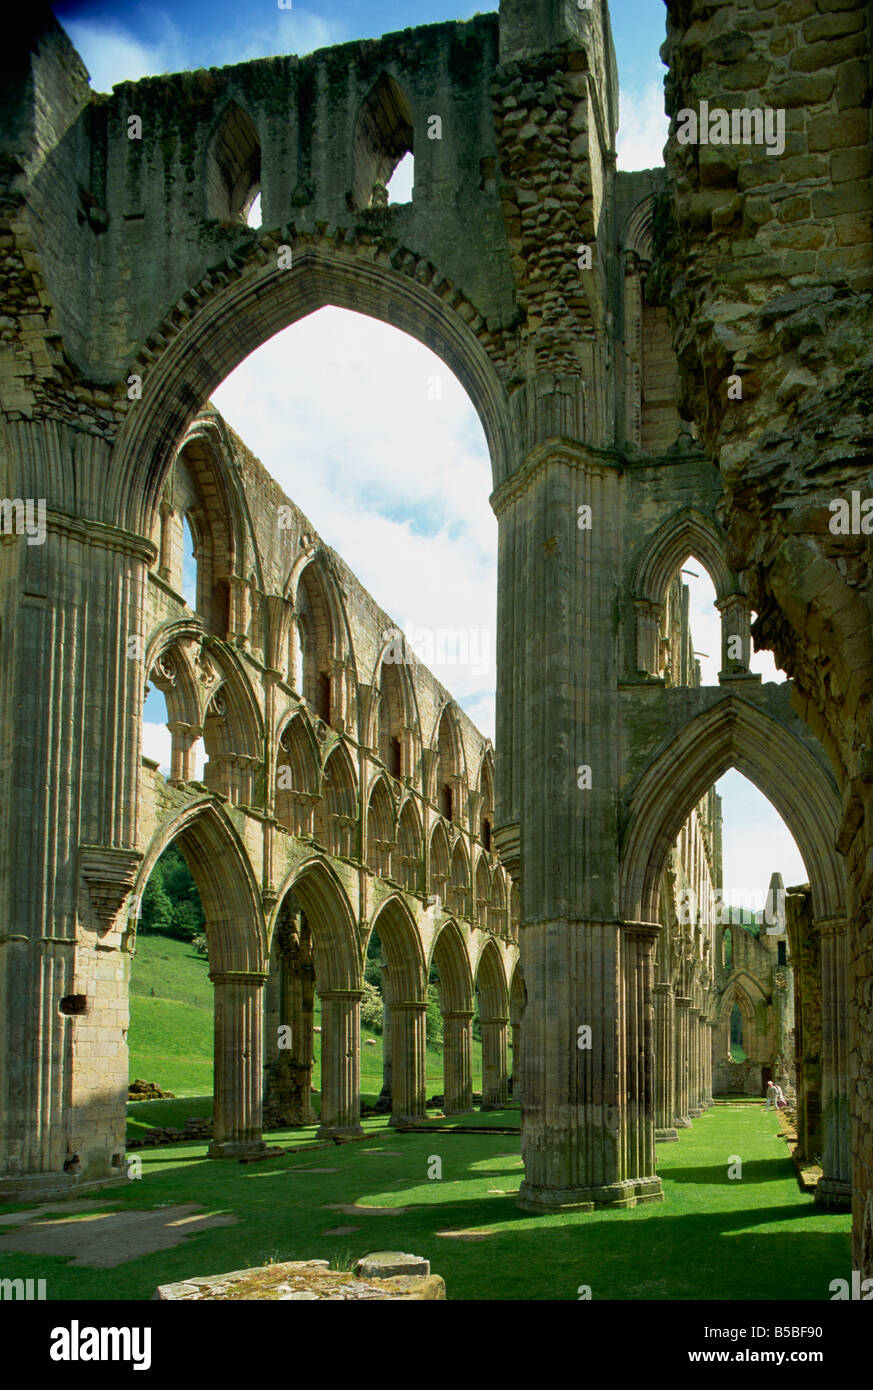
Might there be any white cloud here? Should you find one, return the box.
[617,81,669,171]
[61,6,345,92]
[717,770,807,892]
[212,306,497,736]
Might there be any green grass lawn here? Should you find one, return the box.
[128,933,485,1107]
[0,1106,850,1302]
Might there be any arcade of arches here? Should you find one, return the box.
[2,0,870,1279]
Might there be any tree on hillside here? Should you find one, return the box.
[139,845,205,941]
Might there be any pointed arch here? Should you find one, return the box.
[274,857,360,992]
[449,838,471,918]
[201,651,263,807]
[431,702,467,820]
[431,918,474,1015]
[275,711,320,836]
[368,895,426,1003]
[475,936,509,1022]
[478,747,495,849]
[633,507,735,608]
[620,695,846,925]
[134,798,265,973]
[475,853,491,927]
[205,100,261,223]
[317,740,358,858]
[429,820,451,902]
[397,797,422,893]
[367,773,396,879]
[490,865,507,935]
[353,72,414,212]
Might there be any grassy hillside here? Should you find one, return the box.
[128,933,486,1107]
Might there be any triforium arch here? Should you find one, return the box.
[631,507,750,680]
[133,800,267,1157]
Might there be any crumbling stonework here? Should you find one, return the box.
[661,0,872,1266]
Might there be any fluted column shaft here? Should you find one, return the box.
[816,919,851,1209]
[388,1001,427,1125]
[209,971,267,1157]
[654,982,677,1141]
[674,998,692,1128]
[443,1012,474,1115]
[481,1017,509,1109]
[317,990,363,1138]
[688,1008,703,1118]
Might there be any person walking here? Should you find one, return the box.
[765,1079,779,1111]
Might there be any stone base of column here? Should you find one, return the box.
[675,1116,692,1128]
[207,1140,268,1159]
[655,1127,679,1143]
[688,1106,703,1119]
[517,1175,663,1214]
[388,1114,422,1128]
[443,1106,474,1117]
[316,1123,364,1141]
[480,1101,508,1112]
[814,1177,852,1212]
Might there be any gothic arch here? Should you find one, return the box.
[316,740,359,856]
[620,695,846,925]
[368,895,426,1003]
[633,507,735,607]
[116,237,512,533]
[429,820,451,901]
[273,857,360,992]
[475,936,508,1022]
[205,99,262,223]
[396,796,423,893]
[430,918,474,1015]
[430,701,468,815]
[366,773,397,879]
[134,798,265,973]
[352,72,415,212]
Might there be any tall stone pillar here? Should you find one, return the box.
[388,1001,427,1126]
[0,508,149,1196]
[674,998,692,1128]
[209,971,267,1157]
[317,990,363,1138]
[481,1017,509,1110]
[688,1008,703,1118]
[443,1011,473,1115]
[376,960,392,1112]
[654,983,678,1141]
[816,919,852,1210]
[790,888,822,1164]
[503,455,662,1213]
[705,1020,715,1106]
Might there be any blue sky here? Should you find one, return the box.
[56,0,806,891]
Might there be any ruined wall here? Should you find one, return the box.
[662,0,872,1266]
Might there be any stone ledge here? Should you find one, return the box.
[152,1258,445,1301]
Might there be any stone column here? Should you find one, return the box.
[816,918,852,1210]
[635,599,663,678]
[654,982,678,1141]
[674,998,692,1128]
[705,1020,715,1106]
[316,990,363,1138]
[481,1016,509,1110]
[622,925,659,1189]
[716,593,752,678]
[388,1001,427,1126]
[688,1008,703,1118]
[376,959,392,1113]
[166,721,199,786]
[443,1011,474,1115]
[209,971,268,1157]
[0,512,150,1196]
